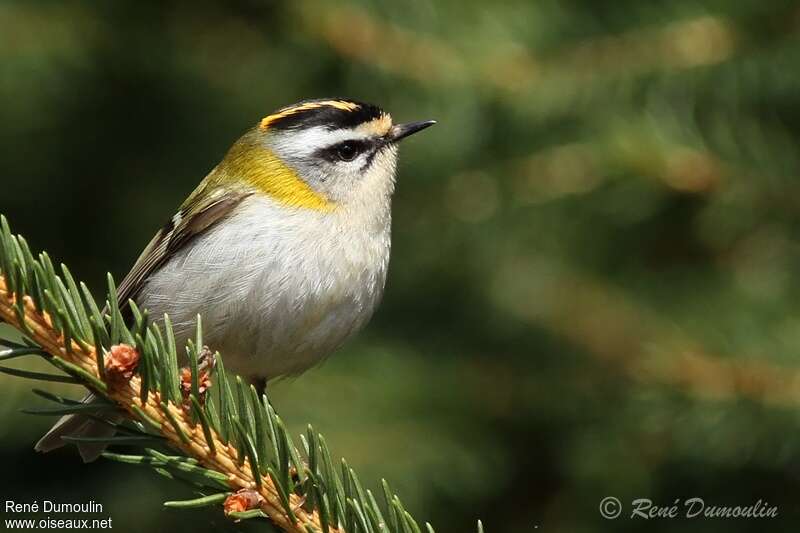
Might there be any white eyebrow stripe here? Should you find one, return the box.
[268,126,373,158]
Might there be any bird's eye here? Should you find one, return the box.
[335,142,359,162]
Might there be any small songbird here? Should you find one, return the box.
[36,98,435,460]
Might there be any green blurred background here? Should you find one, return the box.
[2,0,800,531]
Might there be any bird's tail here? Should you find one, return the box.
[34,393,121,463]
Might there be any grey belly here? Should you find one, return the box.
[133,196,388,381]
[136,254,379,381]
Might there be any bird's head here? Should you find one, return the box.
[214,98,435,213]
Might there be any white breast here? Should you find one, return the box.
[138,194,391,379]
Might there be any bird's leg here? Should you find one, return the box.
[249,376,277,417]
[250,375,268,397]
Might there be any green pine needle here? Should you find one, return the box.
[61,435,163,445]
[0,365,79,383]
[0,346,47,361]
[228,509,269,520]
[20,403,119,416]
[164,492,231,509]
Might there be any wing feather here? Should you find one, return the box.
[115,187,251,310]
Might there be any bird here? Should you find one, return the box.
[35,98,435,461]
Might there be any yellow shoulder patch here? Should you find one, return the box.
[259,100,360,130]
[247,151,334,211]
[221,139,335,212]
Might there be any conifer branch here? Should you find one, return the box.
[0,215,443,533]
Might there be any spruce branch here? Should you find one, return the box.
[0,214,444,533]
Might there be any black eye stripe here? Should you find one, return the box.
[316,140,374,162]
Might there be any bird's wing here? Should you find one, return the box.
[115,182,252,310]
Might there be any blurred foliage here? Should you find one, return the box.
[2,0,800,531]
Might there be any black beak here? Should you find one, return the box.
[388,120,436,143]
